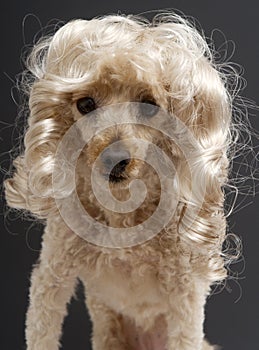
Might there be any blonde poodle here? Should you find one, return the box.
[5,13,235,350]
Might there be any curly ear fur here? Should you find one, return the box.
[172,58,231,251]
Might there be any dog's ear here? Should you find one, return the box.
[4,78,74,219]
[167,54,231,192]
[4,20,85,218]
[169,56,231,144]
[192,57,231,142]
[169,57,231,263]
[5,157,29,211]
[4,156,55,218]
[4,21,89,219]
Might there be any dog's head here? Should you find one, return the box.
[5,14,232,264]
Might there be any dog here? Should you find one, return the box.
[5,13,234,350]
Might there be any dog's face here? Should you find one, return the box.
[5,15,231,257]
[71,75,176,189]
[67,73,179,235]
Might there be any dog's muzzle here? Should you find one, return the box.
[101,146,130,183]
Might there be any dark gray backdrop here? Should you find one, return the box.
[1,1,258,349]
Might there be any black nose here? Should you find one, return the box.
[101,147,130,175]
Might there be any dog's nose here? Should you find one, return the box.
[101,147,130,174]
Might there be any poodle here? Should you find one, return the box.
[5,13,235,350]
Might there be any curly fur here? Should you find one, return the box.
[4,13,235,350]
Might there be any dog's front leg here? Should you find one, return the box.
[87,296,129,350]
[166,291,207,350]
[164,281,210,350]
[25,225,80,350]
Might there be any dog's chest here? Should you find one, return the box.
[81,259,167,320]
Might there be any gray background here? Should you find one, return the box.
[1,0,258,349]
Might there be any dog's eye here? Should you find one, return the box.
[76,97,96,115]
[139,100,159,118]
